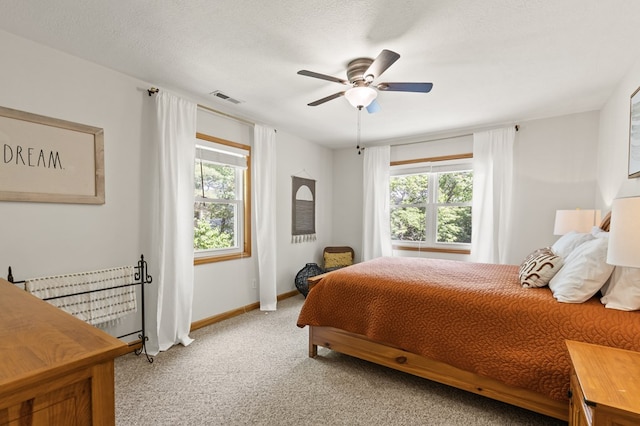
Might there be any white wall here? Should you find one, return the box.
[331,111,601,265]
[0,30,147,339]
[596,57,640,206]
[275,132,333,294]
[510,111,600,264]
[0,30,145,274]
[0,30,333,335]
[331,148,364,261]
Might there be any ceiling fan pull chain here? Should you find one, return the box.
[356,106,364,155]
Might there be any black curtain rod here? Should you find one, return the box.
[148,86,510,134]
[392,125,519,148]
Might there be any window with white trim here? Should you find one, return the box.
[390,158,473,250]
[194,133,251,264]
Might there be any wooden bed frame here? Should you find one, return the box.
[305,266,573,421]
[307,325,568,421]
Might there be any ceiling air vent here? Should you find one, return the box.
[209,90,243,104]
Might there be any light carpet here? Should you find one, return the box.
[115,295,567,425]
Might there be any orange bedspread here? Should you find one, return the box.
[296,257,640,401]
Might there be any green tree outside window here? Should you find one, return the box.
[194,162,239,250]
[390,168,473,246]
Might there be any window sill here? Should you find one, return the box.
[194,251,251,265]
[392,245,471,255]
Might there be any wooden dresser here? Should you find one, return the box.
[0,278,128,425]
[566,340,640,426]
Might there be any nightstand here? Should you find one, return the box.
[566,340,640,426]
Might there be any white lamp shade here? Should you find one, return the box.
[607,197,640,267]
[553,209,601,235]
[344,86,377,108]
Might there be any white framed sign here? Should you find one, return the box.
[0,106,104,204]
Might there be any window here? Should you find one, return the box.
[390,157,473,252]
[194,133,251,264]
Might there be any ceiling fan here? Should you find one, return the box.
[297,49,433,113]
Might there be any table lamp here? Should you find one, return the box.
[553,209,601,235]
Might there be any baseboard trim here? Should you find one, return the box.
[190,289,301,332]
[119,289,301,353]
[277,289,300,301]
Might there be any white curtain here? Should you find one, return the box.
[362,145,392,261]
[471,127,516,264]
[253,125,277,310]
[149,91,197,354]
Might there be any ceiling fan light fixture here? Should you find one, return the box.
[344,86,377,108]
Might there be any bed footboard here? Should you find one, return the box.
[308,325,568,421]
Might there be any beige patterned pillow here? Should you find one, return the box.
[519,247,564,288]
[324,252,353,269]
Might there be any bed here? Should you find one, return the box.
[296,228,640,421]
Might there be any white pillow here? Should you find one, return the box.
[551,231,594,259]
[600,266,640,311]
[548,237,614,303]
[590,226,608,238]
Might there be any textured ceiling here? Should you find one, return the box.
[1,0,640,149]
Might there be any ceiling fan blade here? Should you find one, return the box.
[364,49,400,80]
[376,82,433,93]
[307,91,345,106]
[297,70,348,85]
[366,99,381,114]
